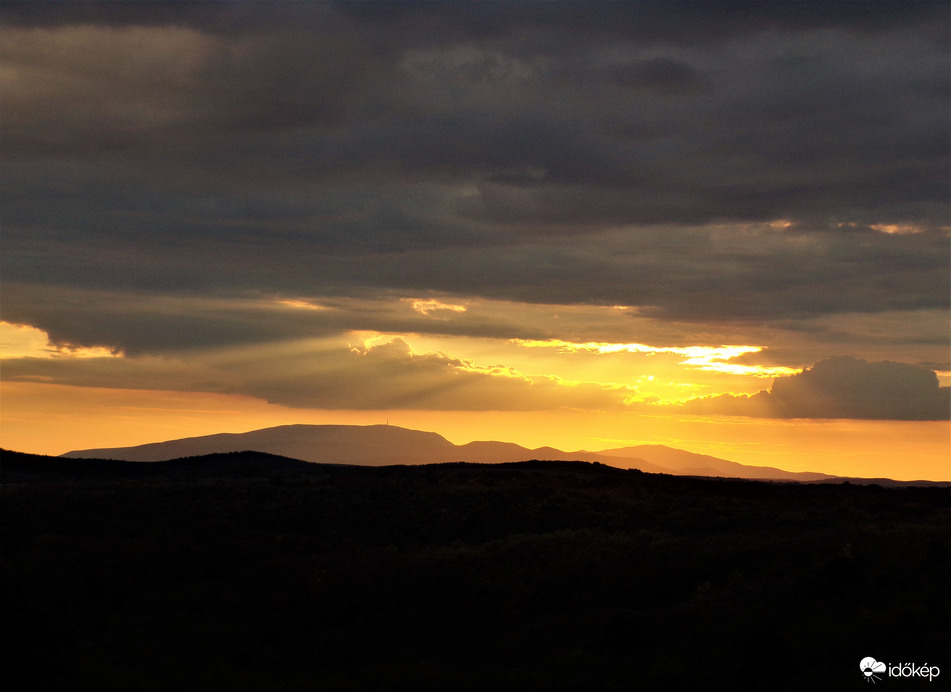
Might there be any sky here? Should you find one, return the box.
[1,1,948,480]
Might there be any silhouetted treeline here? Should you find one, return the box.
[3,451,948,691]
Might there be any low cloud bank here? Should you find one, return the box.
[685,356,949,420]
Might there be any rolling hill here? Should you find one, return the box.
[598,444,837,482]
[61,424,667,472]
[61,423,839,481]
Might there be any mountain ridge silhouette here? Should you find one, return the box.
[60,423,841,481]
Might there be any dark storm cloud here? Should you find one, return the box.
[604,57,702,93]
[0,1,330,35]
[685,357,950,421]
[0,282,567,356]
[1,0,948,349]
[6,1,943,37]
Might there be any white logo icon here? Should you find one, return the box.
[861,657,886,683]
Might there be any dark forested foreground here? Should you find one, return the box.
[4,451,949,691]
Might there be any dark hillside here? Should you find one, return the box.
[3,450,948,691]
[3,449,318,482]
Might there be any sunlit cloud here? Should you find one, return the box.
[871,223,923,235]
[0,322,123,360]
[349,331,408,353]
[334,332,640,410]
[681,356,950,421]
[350,332,533,383]
[408,298,468,318]
[275,298,329,311]
[509,339,797,377]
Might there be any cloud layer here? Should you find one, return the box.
[1,2,948,426]
[686,357,950,420]
[3,2,947,328]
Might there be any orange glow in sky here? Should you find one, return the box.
[3,380,948,482]
[2,5,948,485]
[2,319,949,480]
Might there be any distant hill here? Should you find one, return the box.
[57,423,946,485]
[598,444,838,482]
[62,424,457,466]
[61,423,670,469]
[53,423,853,482]
[449,439,672,473]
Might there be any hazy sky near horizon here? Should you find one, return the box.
[1,1,948,478]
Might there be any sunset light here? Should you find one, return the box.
[4,5,949,691]
[1,1,947,482]
[0,321,124,360]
